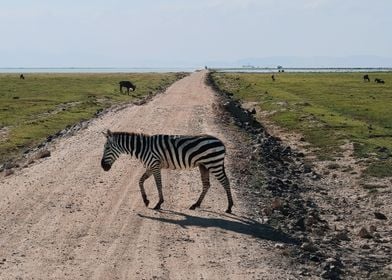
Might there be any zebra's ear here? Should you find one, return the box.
[102,130,112,138]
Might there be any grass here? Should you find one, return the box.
[0,72,184,164]
[210,71,392,178]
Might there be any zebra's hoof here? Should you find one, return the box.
[189,204,199,210]
[225,209,232,214]
[143,199,149,207]
[153,204,161,210]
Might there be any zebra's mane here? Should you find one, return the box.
[111,131,150,138]
[109,131,216,139]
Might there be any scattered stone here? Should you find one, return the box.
[311,172,321,180]
[37,149,51,159]
[294,217,306,231]
[274,243,285,249]
[309,254,321,262]
[301,242,318,252]
[4,169,14,176]
[271,197,283,210]
[361,244,370,249]
[263,207,273,216]
[306,215,318,227]
[321,258,344,279]
[358,227,372,239]
[374,212,387,220]
[335,231,350,241]
[327,163,340,170]
[303,164,312,174]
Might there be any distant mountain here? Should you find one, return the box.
[209,55,392,68]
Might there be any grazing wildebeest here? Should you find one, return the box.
[20,74,25,79]
[271,74,275,82]
[119,81,136,94]
[375,78,385,84]
[363,74,370,82]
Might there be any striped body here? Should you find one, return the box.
[101,130,233,213]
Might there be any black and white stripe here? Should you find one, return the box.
[101,130,233,213]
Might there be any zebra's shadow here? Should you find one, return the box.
[137,210,299,245]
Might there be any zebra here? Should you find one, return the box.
[100,130,234,213]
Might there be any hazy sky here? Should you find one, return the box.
[1,0,391,67]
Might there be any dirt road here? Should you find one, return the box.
[0,71,298,279]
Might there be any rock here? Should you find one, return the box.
[335,231,350,241]
[303,164,312,174]
[358,227,372,239]
[263,207,273,216]
[294,217,306,231]
[361,244,370,249]
[297,152,305,157]
[271,197,283,210]
[309,254,321,262]
[301,242,318,252]
[37,149,51,159]
[374,212,387,220]
[321,258,344,279]
[306,215,318,226]
[311,172,321,180]
[274,243,285,249]
[4,169,14,177]
[320,269,339,279]
[3,162,17,169]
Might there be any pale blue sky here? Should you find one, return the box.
[1,0,391,67]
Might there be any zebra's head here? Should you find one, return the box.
[101,129,118,171]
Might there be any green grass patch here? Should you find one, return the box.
[210,71,392,177]
[0,72,183,163]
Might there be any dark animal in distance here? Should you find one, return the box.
[119,81,136,94]
[271,74,275,82]
[101,130,234,213]
[375,78,385,84]
[19,74,25,79]
[363,74,370,82]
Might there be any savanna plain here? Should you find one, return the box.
[0,70,391,279]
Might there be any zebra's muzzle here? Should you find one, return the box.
[101,160,112,171]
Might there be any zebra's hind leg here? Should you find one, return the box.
[152,166,164,210]
[190,165,210,210]
[139,170,152,207]
[211,165,233,213]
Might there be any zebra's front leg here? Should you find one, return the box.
[190,165,210,210]
[139,170,152,207]
[152,166,164,210]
